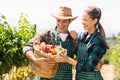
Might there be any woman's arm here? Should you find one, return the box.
[54,54,77,66]
[67,56,77,66]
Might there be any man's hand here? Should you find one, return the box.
[70,31,77,40]
[25,51,55,70]
[33,57,55,70]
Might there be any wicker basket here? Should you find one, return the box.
[31,47,61,78]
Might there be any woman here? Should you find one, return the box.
[55,6,109,80]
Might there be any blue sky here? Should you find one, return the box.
[0,0,120,37]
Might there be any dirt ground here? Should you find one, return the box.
[101,64,114,80]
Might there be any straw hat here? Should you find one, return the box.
[52,6,78,21]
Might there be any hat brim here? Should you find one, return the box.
[51,14,78,21]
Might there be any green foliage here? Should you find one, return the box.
[2,66,34,80]
[101,39,114,64]
[107,37,120,79]
[101,38,120,79]
[110,44,120,66]
[0,13,36,75]
[101,52,110,64]
[117,36,120,41]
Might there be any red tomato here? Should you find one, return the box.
[50,48,56,55]
[49,45,55,49]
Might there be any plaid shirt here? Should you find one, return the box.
[22,28,78,56]
[77,30,107,72]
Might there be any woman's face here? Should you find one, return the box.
[81,12,96,31]
[56,19,70,33]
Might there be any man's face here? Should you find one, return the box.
[56,19,70,33]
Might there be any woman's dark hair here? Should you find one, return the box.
[84,6,109,49]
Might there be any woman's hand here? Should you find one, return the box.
[95,62,102,71]
[70,30,77,40]
[54,54,68,63]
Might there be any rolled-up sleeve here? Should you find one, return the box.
[22,30,47,55]
[22,39,34,55]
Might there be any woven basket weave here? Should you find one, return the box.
[31,47,59,78]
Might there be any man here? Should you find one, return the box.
[23,6,78,80]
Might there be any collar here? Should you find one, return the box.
[55,26,73,41]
